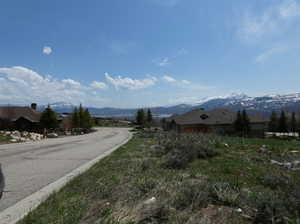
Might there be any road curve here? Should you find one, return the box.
[0,128,131,212]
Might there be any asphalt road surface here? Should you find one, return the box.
[0,128,130,212]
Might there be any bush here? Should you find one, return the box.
[137,203,169,224]
[210,182,240,206]
[172,180,210,210]
[157,132,221,169]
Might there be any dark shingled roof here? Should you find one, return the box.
[0,106,41,123]
[166,109,268,126]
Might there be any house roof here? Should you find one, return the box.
[166,109,268,126]
[0,106,41,123]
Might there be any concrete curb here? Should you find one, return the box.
[0,131,133,224]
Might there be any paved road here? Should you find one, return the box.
[0,128,130,212]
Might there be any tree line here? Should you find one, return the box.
[233,109,251,136]
[40,104,93,130]
[268,110,298,133]
[136,109,153,127]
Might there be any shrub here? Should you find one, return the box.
[172,180,210,210]
[157,132,221,169]
[137,203,169,224]
[210,182,240,206]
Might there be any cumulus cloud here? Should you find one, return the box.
[105,72,156,90]
[162,75,176,83]
[62,79,81,87]
[0,66,107,105]
[43,46,52,55]
[90,81,107,89]
[238,0,300,42]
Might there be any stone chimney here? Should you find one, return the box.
[31,103,37,110]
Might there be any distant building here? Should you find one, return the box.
[163,109,268,136]
[0,104,41,131]
[57,113,73,130]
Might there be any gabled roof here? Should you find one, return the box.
[0,106,41,123]
[167,109,268,126]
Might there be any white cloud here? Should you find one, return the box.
[0,66,107,105]
[153,49,188,67]
[43,46,52,55]
[238,0,300,43]
[255,46,288,63]
[158,57,170,67]
[162,75,191,86]
[105,72,157,90]
[162,75,176,83]
[182,80,191,85]
[90,81,107,89]
[62,79,81,88]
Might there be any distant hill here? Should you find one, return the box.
[36,93,300,117]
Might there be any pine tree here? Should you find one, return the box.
[136,109,145,126]
[278,110,288,133]
[234,110,243,135]
[78,104,85,128]
[242,109,251,136]
[147,109,153,124]
[40,105,58,130]
[83,109,93,129]
[72,107,79,128]
[290,112,297,133]
[268,111,278,132]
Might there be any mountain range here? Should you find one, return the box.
[37,93,300,118]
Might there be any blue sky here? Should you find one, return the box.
[1,0,300,108]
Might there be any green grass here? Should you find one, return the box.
[19,132,300,224]
[0,135,10,144]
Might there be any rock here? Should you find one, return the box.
[223,143,229,148]
[12,131,21,138]
[21,131,29,137]
[271,159,300,170]
[236,208,242,213]
[47,133,58,138]
[259,145,268,153]
[144,197,156,205]
[10,139,17,143]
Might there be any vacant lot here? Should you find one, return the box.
[19,131,300,224]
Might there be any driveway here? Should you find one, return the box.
[0,128,131,212]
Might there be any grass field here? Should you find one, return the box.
[19,131,300,224]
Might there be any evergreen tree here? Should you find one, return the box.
[242,109,251,136]
[83,109,93,129]
[72,107,79,128]
[72,105,93,129]
[290,112,297,133]
[147,109,153,124]
[234,110,243,134]
[78,104,85,128]
[278,110,288,132]
[40,105,58,130]
[268,111,278,132]
[136,109,145,126]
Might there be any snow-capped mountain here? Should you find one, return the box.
[37,93,300,117]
